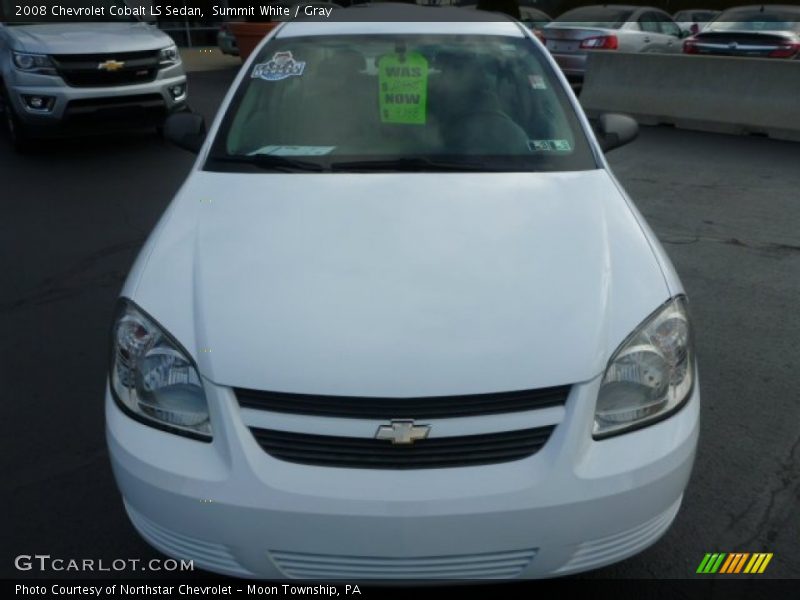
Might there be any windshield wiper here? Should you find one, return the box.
[331,158,499,173]
[210,154,325,173]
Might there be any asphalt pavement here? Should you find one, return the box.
[1,67,798,579]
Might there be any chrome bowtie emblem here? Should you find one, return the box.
[98,59,125,72]
[375,420,431,445]
[728,42,738,50]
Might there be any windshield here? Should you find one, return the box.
[206,34,596,173]
[552,7,635,29]
[708,9,800,32]
[1,0,137,23]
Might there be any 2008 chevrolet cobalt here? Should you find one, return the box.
[107,5,699,580]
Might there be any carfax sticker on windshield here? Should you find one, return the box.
[529,75,547,90]
[378,52,429,125]
[250,145,336,156]
[251,51,306,82]
[531,139,572,152]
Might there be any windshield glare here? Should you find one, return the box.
[206,34,596,173]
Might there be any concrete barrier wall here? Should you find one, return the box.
[580,52,800,142]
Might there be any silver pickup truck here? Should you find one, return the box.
[0,1,187,150]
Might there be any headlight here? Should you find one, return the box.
[12,52,56,75]
[110,299,211,441]
[159,45,180,67]
[594,296,694,439]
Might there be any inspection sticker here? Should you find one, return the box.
[378,52,428,125]
[529,74,547,90]
[251,145,335,156]
[251,51,306,82]
[531,139,572,152]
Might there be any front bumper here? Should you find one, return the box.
[107,375,700,580]
[4,64,187,135]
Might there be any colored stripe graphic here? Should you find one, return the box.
[743,553,773,574]
[719,554,736,573]
[719,554,735,573]
[726,553,749,573]
[736,553,750,573]
[697,553,727,573]
[696,554,713,573]
[698,553,773,574]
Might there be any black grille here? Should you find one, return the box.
[249,426,555,469]
[235,386,570,419]
[52,51,160,87]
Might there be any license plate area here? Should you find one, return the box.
[547,41,580,52]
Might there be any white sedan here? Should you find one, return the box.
[107,4,699,580]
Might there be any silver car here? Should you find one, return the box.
[544,4,684,84]
[0,0,187,151]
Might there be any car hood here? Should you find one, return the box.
[8,23,170,54]
[129,170,670,397]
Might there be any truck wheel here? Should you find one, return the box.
[1,94,33,152]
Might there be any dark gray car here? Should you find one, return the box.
[544,4,684,83]
[683,4,800,59]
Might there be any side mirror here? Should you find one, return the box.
[592,113,639,152]
[163,112,206,153]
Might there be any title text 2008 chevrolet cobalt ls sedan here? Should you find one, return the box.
[107,6,699,580]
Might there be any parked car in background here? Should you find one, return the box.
[683,4,800,59]
[217,22,240,56]
[0,0,187,151]
[673,9,720,35]
[543,4,683,84]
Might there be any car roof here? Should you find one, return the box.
[277,3,524,38]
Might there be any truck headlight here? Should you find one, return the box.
[594,296,694,439]
[110,299,211,441]
[12,52,57,75]
[159,45,180,67]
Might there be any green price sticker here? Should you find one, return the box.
[378,52,428,125]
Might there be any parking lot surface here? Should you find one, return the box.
[2,67,798,579]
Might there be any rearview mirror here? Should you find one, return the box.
[163,112,206,153]
[592,113,639,152]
